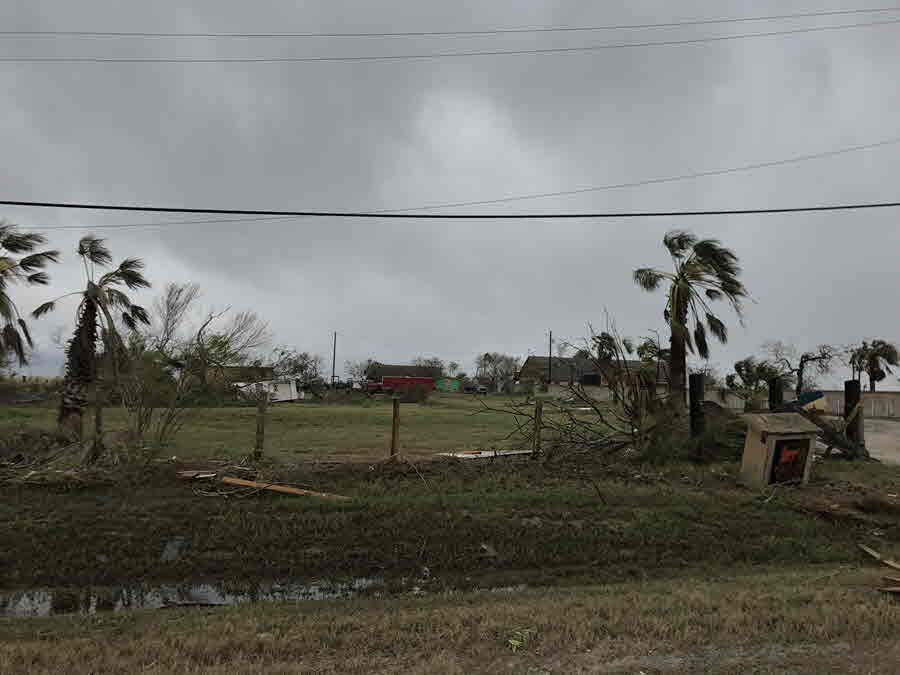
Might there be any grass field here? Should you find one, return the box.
[0,394,523,462]
[3,565,900,673]
[3,397,900,672]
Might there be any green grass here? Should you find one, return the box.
[3,565,900,673]
[2,454,898,591]
[0,394,524,462]
[4,399,900,672]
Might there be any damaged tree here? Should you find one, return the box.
[633,230,747,408]
[32,236,151,447]
[481,320,674,458]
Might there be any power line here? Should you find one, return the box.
[2,18,899,63]
[3,7,898,39]
[4,199,900,219]
[389,137,900,212]
[25,134,900,230]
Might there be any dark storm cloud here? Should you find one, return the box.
[2,1,899,384]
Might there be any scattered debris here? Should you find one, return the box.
[177,470,219,481]
[859,543,900,595]
[219,476,349,500]
[436,449,533,460]
[859,543,900,572]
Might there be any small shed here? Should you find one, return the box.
[739,413,819,490]
[435,377,462,393]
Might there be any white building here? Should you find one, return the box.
[234,379,301,402]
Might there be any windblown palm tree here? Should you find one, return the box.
[850,340,899,392]
[0,222,59,365]
[633,231,747,405]
[33,236,150,435]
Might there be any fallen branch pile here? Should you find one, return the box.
[858,543,900,594]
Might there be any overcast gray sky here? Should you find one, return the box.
[2,1,899,387]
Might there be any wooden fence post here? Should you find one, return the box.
[533,399,543,454]
[768,377,784,411]
[689,373,705,438]
[254,389,267,459]
[845,380,865,451]
[390,397,400,457]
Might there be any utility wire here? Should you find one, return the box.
[5,200,900,220]
[388,137,900,212]
[2,18,899,63]
[3,7,898,39]
[24,134,900,230]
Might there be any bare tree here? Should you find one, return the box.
[763,341,838,397]
[149,282,201,355]
[345,359,373,383]
[480,320,673,458]
[413,356,445,376]
[271,347,323,386]
[725,357,782,409]
[474,352,520,392]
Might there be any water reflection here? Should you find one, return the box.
[1,577,380,617]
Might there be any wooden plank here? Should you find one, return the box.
[220,476,349,501]
[859,543,900,571]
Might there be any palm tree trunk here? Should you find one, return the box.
[59,300,98,438]
[669,332,687,408]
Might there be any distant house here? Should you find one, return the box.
[517,355,668,387]
[365,362,443,381]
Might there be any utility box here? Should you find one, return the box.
[739,413,819,490]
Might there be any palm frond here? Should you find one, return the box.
[17,318,33,347]
[693,321,709,360]
[692,238,739,270]
[705,313,728,344]
[32,301,56,318]
[121,312,137,331]
[103,257,151,290]
[26,272,50,286]
[104,287,134,310]
[17,250,61,272]
[0,293,16,320]
[1,323,27,365]
[1,230,47,254]
[633,267,666,291]
[129,304,150,325]
[663,230,697,259]
[705,288,723,301]
[77,236,113,266]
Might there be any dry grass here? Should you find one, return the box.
[2,565,900,674]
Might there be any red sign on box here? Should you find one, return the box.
[770,438,809,484]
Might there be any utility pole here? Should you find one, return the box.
[547,330,552,385]
[331,331,337,388]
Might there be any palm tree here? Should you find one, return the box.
[633,230,747,406]
[33,236,150,436]
[850,340,899,392]
[0,221,59,365]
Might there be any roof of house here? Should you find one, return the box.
[517,355,669,383]
[517,356,580,381]
[366,363,442,379]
